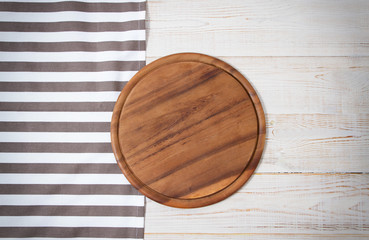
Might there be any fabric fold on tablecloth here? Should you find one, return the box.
[0,1,146,239]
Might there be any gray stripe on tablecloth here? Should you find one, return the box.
[0,102,116,112]
[0,143,112,153]
[0,122,110,132]
[0,20,145,32]
[0,206,144,216]
[0,41,146,52]
[0,61,145,72]
[0,184,139,195]
[0,227,144,238]
[0,81,127,92]
[0,163,121,173]
[0,1,146,12]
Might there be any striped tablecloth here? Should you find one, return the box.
[0,1,146,239]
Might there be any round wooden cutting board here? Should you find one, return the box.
[111,53,265,208]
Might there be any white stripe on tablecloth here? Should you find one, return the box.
[0,92,121,102]
[0,153,116,164]
[0,174,129,185]
[0,195,144,206]
[0,30,145,42]
[0,71,137,82]
[0,11,146,23]
[0,132,111,143]
[0,216,144,228]
[0,112,112,122]
[0,51,145,62]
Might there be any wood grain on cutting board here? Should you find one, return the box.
[112,53,265,208]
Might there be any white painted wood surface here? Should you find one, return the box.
[146,0,369,57]
[144,0,369,239]
[145,174,369,239]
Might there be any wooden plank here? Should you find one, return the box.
[147,56,369,115]
[146,0,369,57]
[145,233,369,240]
[261,113,369,173]
[145,173,369,239]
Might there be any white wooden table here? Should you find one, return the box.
[144,1,369,239]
